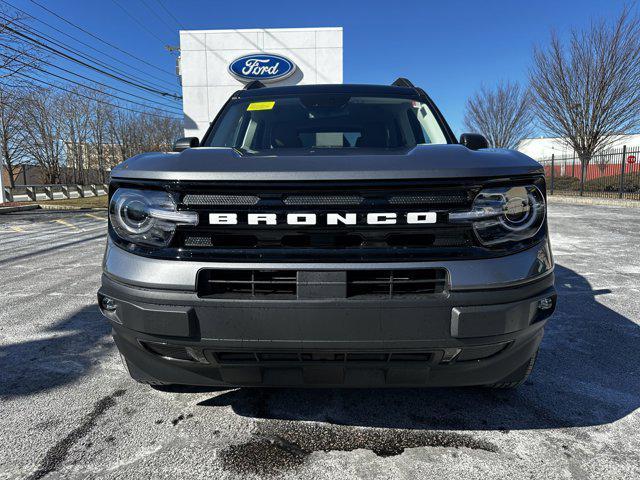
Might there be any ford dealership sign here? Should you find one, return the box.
[228,53,296,83]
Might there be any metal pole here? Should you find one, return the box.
[550,154,555,195]
[579,154,585,197]
[619,145,627,199]
[0,159,5,204]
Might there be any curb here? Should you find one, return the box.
[547,195,640,208]
[0,204,40,214]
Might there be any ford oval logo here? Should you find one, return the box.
[228,53,296,83]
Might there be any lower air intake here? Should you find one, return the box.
[197,269,297,299]
[197,268,448,299]
[347,269,447,297]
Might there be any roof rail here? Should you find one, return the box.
[244,80,266,90]
[392,78,415,88]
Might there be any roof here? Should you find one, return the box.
[234,83,419,98]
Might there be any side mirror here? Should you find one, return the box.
[459,133,489,150]
[173,137,199,152]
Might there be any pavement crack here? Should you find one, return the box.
[26,388,126,480]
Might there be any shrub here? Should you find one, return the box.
[584,174,640,193]
[550,174,640,193]
[551,176,581,191]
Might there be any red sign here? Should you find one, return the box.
[628,155,637,164]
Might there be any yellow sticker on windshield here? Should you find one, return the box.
[247,101,275,111]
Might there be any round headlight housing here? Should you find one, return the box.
[450,185,546,246]
[113,192,154,234]
[109,188,198,247]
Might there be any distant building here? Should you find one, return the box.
[178,27,343,139]
[2,163,39,187]
[518,134,640,159]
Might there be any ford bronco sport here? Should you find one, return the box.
[98,79,556,388]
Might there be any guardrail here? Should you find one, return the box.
[2,184,108,202]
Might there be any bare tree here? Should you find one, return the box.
[20,88,65,183]
[464,81,534,149]
[107,108,181,167]
[89,94,115,183]
[108,109,137,163]
[139,111,182,152]
[530,7,640,174]
[0,85,29,187]
[61,87,93,184]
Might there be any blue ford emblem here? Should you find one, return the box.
[228,53,296,83]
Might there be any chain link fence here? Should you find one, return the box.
[537,146,640,200]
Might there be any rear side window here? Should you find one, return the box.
[205,94,448,153]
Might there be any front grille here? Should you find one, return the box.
[197,268,447,299]
[110,178,547,262]
[183,229,471,250]
[346,269,447,297]
[170,181,479,262]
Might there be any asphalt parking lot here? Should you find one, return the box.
[0,204,638,479]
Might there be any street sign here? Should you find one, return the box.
[628,155,636,164]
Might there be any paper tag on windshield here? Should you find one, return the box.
[247,101,275,111]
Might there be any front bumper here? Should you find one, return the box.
[98,251,556,387]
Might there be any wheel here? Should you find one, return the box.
[486,349,538,389]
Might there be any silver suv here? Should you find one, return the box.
[98,79,556,389]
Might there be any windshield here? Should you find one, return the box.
[204,94,449,153]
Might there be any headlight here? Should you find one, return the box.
[109,188,198,247]
[450,185,545,246]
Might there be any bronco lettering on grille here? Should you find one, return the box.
[208,212,438,225]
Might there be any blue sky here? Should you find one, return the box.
[8,0,630,135]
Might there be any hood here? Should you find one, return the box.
[110,144,543,182]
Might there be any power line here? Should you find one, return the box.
[0,52,182,113]
[110,0,169,45]
[0,0,179,91]
[138,0,177,36]
[0,13,181,103]
[154,0,186,29]
[3,69,181,120]
[28,0,176,78]
[1,21,182,100]
[152,0,207,53]
[0,44,183,112]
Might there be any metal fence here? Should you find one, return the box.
[538,146,640,200]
